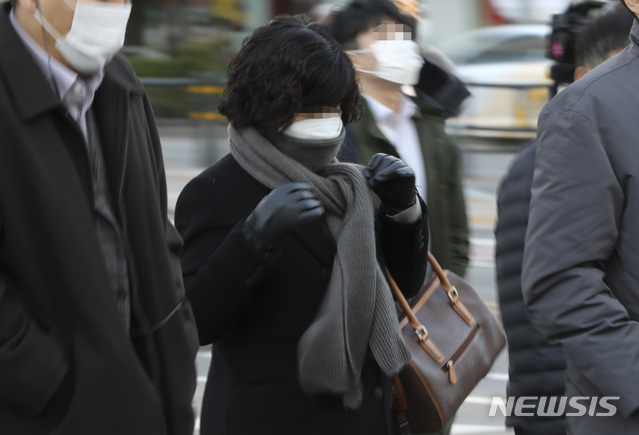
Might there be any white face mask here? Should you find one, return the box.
[283,117,344,140]
[35,1,132,74]
[352,39,424,86]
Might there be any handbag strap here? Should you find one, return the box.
[385,252,476,365]
[425,252,475,326]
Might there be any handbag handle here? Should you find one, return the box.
[425,252,475,326]
[385,252,476,365]
[387,252,475,326]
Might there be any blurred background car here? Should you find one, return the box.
[437,24,553,142]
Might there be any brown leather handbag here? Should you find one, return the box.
[387,252,507,434]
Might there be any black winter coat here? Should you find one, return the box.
[175,154,429,435]
[494,140,566,435]
[0,6,198,434]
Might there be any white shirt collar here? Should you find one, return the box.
[363,93,419,127]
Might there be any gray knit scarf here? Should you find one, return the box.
[229,125,410,408]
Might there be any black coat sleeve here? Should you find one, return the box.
[378,197,429,299]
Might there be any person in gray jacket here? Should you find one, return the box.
[496,6,633,435]
[522,1,639,433]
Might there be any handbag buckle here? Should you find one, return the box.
[447,286,459,305]
[415,325,429,342]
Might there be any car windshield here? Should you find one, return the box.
[440,27,549,65]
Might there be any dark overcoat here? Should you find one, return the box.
[175,154,429,435]
[0,6,198,434]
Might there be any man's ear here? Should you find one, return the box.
[624,0,639,16]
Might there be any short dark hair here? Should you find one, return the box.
[576,7,634,68]
[218,15,360,137]
[327,0,414,50]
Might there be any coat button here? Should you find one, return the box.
[418,242,425,250]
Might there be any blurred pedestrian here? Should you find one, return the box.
[522,0,639,433]
[328,0,470,281]
[0,0,198,433]
[495,6,633,435]
[310,0,469,118]
[390,0,471,119]
[175,15,429,435]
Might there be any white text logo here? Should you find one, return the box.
[488,396,620,417]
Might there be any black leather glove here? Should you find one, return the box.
[363,153,417,214]
[245,182,325,253]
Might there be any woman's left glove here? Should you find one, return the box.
[363,153,417,214]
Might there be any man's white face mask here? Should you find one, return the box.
[35,0,132,74]
[351,31,424,86]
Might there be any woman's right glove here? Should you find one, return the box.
[244,182,325,254]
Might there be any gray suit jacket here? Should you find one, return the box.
[522,19,639,434]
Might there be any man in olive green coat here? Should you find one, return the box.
[328,0,469,278]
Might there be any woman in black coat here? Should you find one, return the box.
[175,16,429,435]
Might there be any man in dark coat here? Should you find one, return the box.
[496,7,633,435]
[522,1,639,433]
[0,0,198,433]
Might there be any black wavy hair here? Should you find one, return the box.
[218,15,360,138]
[327,0,414,50]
